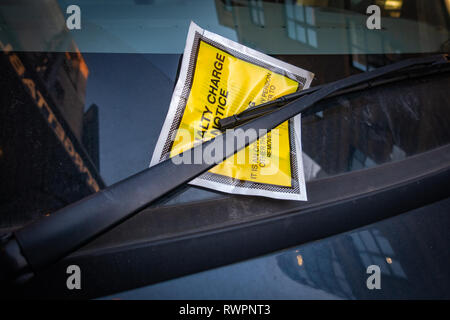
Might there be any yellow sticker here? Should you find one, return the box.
[170,40,299,187]
[151,22,314,200]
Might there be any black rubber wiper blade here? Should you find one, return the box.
[217,84,322,130]
[1,54,447,283]
[219,54,450,130]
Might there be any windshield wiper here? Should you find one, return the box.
[219,55,450,130]
[1,54,448,285]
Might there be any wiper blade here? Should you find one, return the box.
[219,54,449,130]
[1,54,448,284]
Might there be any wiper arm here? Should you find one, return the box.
[1,54,448,284]
[219,54,450,130]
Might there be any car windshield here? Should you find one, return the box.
[0,0,449,229]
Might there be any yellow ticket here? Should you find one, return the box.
[150,22,314,200]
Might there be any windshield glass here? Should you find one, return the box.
[0,0,449,228]
[2,0,449,54]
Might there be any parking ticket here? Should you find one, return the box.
[150,22,314,200]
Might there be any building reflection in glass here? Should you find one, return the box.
[214,0,449,54]
[249,0,266,27]
[285,0,318,48]
[276,227,408,299]
[277,241,355,299]
[213,0,450,180]
[0,0,104,229]
[351,229,406,279]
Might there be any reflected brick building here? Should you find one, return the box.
[0,1,104,228]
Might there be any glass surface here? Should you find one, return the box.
[1,0,449,54]
[0,0,449,228]
[99,197,450,299]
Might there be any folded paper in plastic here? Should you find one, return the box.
[150,22,314,201]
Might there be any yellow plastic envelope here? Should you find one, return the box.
[151,22,314,201]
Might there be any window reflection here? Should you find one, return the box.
[249,0,265,27]
[276,226,409,299]
[285,1,318,48]
[349,147,377,171]
[300,74,450,177]
[351,229,407,278]
[376,0,403,17]
[277,242,355,299]
[215,0,449,54]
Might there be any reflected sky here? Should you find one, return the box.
[56,0,238,53]
[2,1,448,54]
